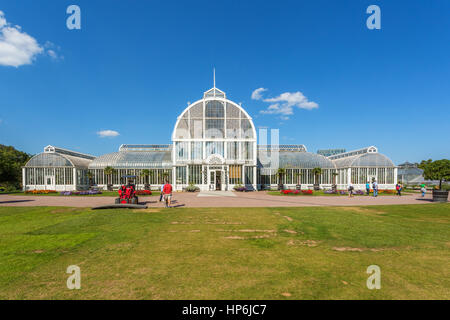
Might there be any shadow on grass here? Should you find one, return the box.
[0,199,35,204]
[415,198,442,203]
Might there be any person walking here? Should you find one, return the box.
[159,183,165,202]
[348,183,354,197]
[162,180,173,208]
[420,183,426,197]
[366,181,370,195]
[373,181,378,197]
[396,182,403,196]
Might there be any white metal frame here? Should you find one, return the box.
[171,85,257,191]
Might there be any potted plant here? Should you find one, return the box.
[277,168,286,190]
[140,169,151,190]
[186,183,199,192]
[294,172,302,190]
[104,166,116,191]
[312,167,322,191]
[233,184,246,192]
[419,159,450,202]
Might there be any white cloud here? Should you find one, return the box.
[47,49,57,59]
[97,130,120,138]
[264,92,319,110]
[0,11,44,67]
[251,87,267,100]
[0,12,6,28]
[257,89,319,120]
[260,103,294,116]
[44,41,63,60]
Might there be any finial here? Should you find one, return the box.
[213,68,216,88]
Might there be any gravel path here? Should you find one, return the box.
[0,192,438,208]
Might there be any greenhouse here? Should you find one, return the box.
[257,145,338,188]
[23,145,95,191]
[88,144,173,187]
[330,146,397,190]
[397,162,426,185]
[171,85,257,191]
[22,85,398,191]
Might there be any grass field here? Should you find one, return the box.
[0,204,449,299]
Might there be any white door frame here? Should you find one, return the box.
[207,166,224,191]
[45,175,55,190]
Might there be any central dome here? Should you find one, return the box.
[172,87,256,141]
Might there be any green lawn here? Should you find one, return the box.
[0,204,449,299]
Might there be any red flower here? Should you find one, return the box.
[136,190,152,195]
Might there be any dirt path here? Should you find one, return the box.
[0,192,438,208]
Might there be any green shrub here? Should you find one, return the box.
[186,183,199,192]
[0,183,19,193]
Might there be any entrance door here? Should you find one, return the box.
[210,171,215,190]
[215,171,222,191]
[45,175,55,190]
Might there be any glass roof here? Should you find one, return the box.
[89,151,172,169]
[333,153,395,168]
[204,87,225,99]
[258,151,336,170]
[174,93,255,140]
[25,152,92,168]
[119,144,172,152]
[328,146,378,160]
[258,145,307,152]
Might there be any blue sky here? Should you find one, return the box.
[0,0,449,164]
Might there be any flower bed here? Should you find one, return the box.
[25,190,57,194]
[233,185,247,192]
[135,190,152,195]
[378,190,396,194]
[60,190,103,196]
[280,189,313,195]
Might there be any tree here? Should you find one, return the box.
[277,168,286,189]
[0,145,31,190]
[332,172,339,185]
[141,169,151,189]
[149,170,155,184]
[419,159,450,189]
[86,171,94,186]
[294,172,303,185]
[312,167,322,184]
[104,166,116,190]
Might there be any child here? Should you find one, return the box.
[348,183,354,197]
[396,183,402,196]
[420,184,426,197]
[159,183,165,202]
[373,181,378,197]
